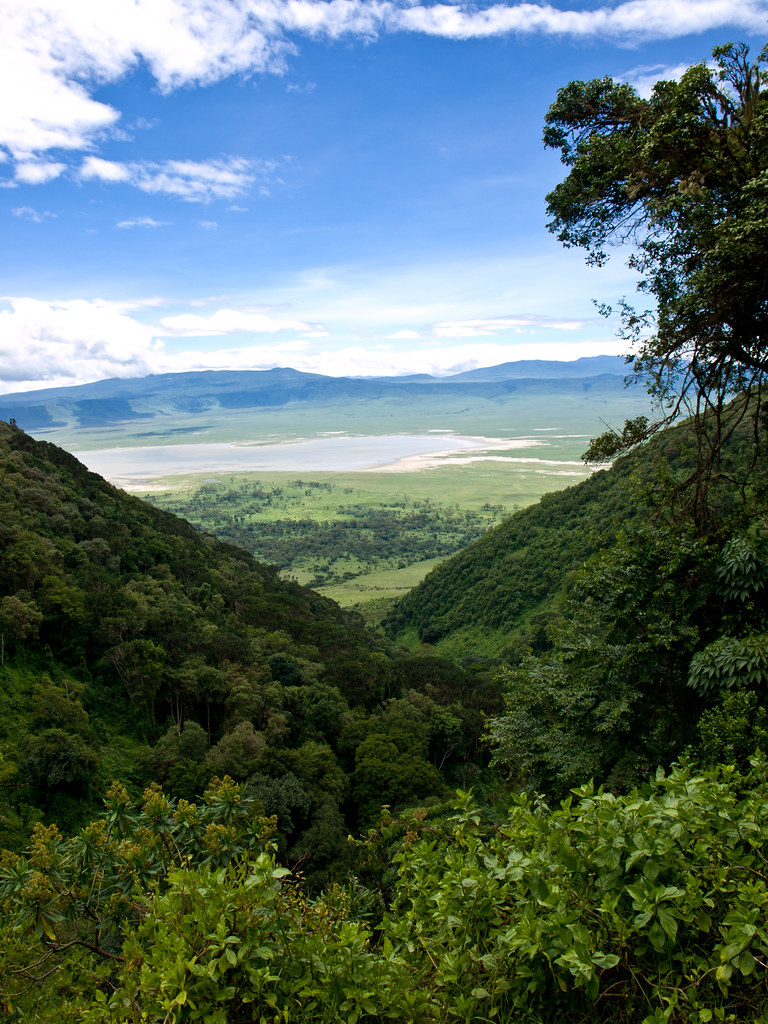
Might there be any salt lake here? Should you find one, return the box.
[68,433,547,488]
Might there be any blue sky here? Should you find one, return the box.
[1,0,767,390]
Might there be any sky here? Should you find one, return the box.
[1,0,767,392]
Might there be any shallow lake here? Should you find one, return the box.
[68,433,540,487]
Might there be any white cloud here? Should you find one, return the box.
[158,308,327,336]
[153,337,630,379]
[116,216,169,229]
[0,290,632,394]
[621,61,693,98]
[383,315,591,341]
[81,156,261,202]
[178,338,629,379]
[2,0,765,173]
[428,314,589,338]
[14,160,66,184]
[199,220,219,230]
[11,206,56,222]
[393,0,768,40]
[0,296,161,392]
[80,157,131,183]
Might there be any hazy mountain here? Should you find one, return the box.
[445,355,628,381]
[0,359,633,432]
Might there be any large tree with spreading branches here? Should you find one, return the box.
[544,41,768,531]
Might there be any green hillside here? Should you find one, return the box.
[383,402,763,661]
[0,420,500,871]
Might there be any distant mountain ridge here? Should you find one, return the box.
[0,357,631,433]
[439,355,629,382]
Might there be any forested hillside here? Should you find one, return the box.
[0,420,500,874]
[383,402,761,660]
[384,453,638,658]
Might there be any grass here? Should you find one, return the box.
[139,457,593,514]
[312,556,445,607]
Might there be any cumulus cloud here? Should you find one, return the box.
[0,297,161,392]
[1,0,765,173]
[14,160,66,184]
[80,157,131,183]
[81,156,262,202]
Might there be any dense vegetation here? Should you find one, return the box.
[4,392,767,1022]
[4,765,768,1021]
[0,421,500,880]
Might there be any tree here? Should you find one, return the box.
[488,523,715,795]
[544,42,768,531]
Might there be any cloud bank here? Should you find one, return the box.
[0,295,627,393]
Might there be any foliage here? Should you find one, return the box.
[0,776,277,1018]
[387,393,763,660]
[5,768,768,1022]
[545,42,768,530]
[488,517,768,796]
[388,768,768,1023]
[694,690,768,769]
[0,421,498,872]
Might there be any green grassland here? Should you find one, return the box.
[141,456,595,616]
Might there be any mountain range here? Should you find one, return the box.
[0,357,633,434]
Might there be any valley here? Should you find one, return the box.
[4,12,768,1022]
[0,360,655,614]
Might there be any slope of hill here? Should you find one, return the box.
[383,406,760,661]
[383,457,638,659]
[446,355,627,381]
[0,420,500,867]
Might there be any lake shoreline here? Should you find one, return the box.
[66,432,556,489]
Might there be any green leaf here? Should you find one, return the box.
[648,922,667,953]
[738,950,756,976]
[657,907,678,941]
[716,962,733,984]
[592,952,620,969]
